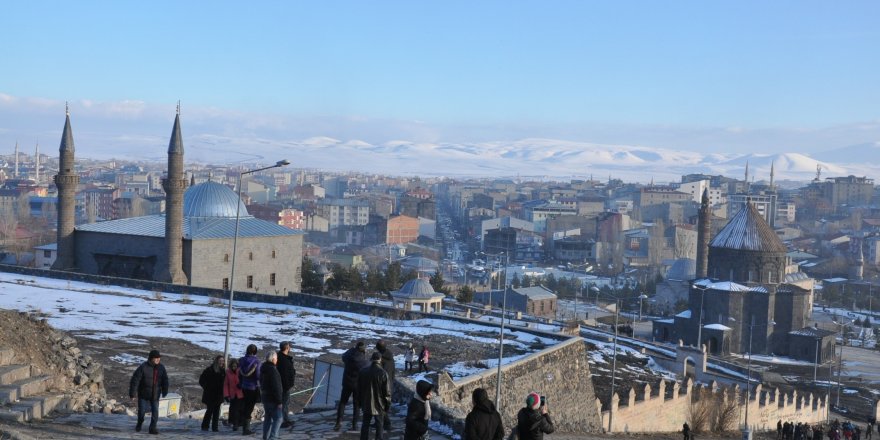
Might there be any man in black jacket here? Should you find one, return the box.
[375,340,395,431]
[465,387,504,440]
[198,355,225,432]
[404,380,434,440]
[336,341,368,431]
[358,352,390,440]
[276,341,296,428]
[261,351,284,440]
[129,349,169,435]
[516,392,555,440]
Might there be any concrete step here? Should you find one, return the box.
[0,348,15,367]
[0,364,31,386]
[8,393,69,421]
[0,375,51,404]
[0,407,24,423]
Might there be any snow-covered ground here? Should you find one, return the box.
[0,272,557,370]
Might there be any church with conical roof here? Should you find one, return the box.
[653,192,820,359]
[51,107,304,295]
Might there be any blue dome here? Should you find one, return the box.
[394,278,443,299]
[184,181,249,218]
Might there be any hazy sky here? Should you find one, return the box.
[2,1,879,157]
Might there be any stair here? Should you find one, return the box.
[0,348,68,422]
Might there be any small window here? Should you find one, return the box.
[249,252,254,261]
[224,254,229,263]
[222,278,229,290]
[247,275,253,288]
[270,273,276,286]
[272,250,277,259]
[43,250,52,258]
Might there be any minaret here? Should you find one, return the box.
[158,104,188,284]
[13,141,18,178]
[744,160,750,194]
[52,103,80,270]
[695,188,710,279]
[769,161,775,191]
[851,238,864,281]
[34,143,39,183]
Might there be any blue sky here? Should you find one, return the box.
[1,1,879,157]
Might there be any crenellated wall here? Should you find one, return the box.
[601,379,828,433]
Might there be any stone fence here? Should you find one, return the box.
[601,378,828,433]
[434,337,602,434]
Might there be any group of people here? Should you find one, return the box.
[774,419,876,440]
[404,343,431,372]
[335,339,397,440]
[128,342,296,440]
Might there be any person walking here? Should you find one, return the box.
[336,341,369,431]
[261,351,284,440]
[418,345,430,372]
[404,380,434,440]
[683,422,691,440]
[516,392,554,440]
[199,355,226,432]
[404,344,416,372]
[464,387,504,440]
[224,358,245,431]
[239,344,262,436]
[276,341,296,429]
[375,340,395,431]
[129,349,169,435]
[358,352,390,440]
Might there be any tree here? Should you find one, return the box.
[457,285,474,304]
[511,273,521,288]
[300,257,324,294]
[384,261,402,292]
[429,269,444,292]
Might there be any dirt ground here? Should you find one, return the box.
[74,327,531,413]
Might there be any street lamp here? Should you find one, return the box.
[494,252,509,410]
[743,317,775,440]
[222,159,290,365]
[831,319,854,408]
[638,294,648,322]
[693,283,709,350]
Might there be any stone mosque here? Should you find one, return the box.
[653,190,820,358]
[51,108,304,295]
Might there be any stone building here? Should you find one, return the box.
[51,108,303,295]
[653,200,817,359]
[474,286,558,318]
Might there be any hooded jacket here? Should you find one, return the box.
[358,359,390,416]
[516,407,555,440]
[465,395,504,440]
[404,380,433,440]
[199,363,226,406]
[238,354,261,391]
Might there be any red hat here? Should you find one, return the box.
[526,392,541,410]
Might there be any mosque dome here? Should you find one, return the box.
[183,181,249,218]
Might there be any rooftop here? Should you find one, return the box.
[710,201,787,253]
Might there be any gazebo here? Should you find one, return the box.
[391,278,445,313]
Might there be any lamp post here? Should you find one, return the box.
[743,317,774,440]
[831,319,854,408]
[494,252,508,410]
[813,337,821,382]
[638,294,648,322]
[222,160,290,365]
[693,283,709,349]
[607,296,622,432]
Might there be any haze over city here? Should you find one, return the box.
[2,1,880,180]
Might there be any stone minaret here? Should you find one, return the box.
[158,106,188,284]
[52,104,80,270]
[769,161,775,191]
[850,238,864,281]
[695,188,710,279]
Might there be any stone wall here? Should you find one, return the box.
[602,379,827,433]
[434,337,602,434]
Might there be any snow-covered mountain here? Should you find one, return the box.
[178,135,879,184]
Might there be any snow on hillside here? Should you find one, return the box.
[0,272,554,367]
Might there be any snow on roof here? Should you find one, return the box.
[693,279,766,293]
[709,202,787,253]
[676,310,692,318]
[654,318,674,324]
[703,323,732,331]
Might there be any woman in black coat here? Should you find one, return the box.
[199,355,226,432]
[465,388,504,440]
[404,380,434,440]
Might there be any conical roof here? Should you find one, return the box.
[59,114,75,153]
[168,113,184,154]
[710,201,786,252]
